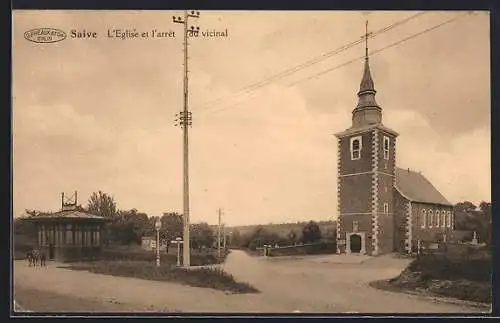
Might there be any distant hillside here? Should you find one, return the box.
[227,220,337,238]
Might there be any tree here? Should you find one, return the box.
[477,201,491,245]
[14,217,37,238]
[247,226,280,250]
[191,222,215,250]
[454,201,491,245]
[288,229,298,244]
[86,191,117,245]
[86,191,117,218]
[230,229,242,248]
[159,212,184,247]
[112,209,150,245]
[301,221,322,243]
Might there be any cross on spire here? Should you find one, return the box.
[362,20,373,60]
[365,20,369,58]
[352,19,381,128]
[358,20,375,96]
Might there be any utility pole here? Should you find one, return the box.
[217,208,222,258]
[173,10,200,268]
[223,223,227,250]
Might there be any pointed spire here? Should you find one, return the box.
[352,20,382,127]
[358,57,376,96]
[357,20,377,101]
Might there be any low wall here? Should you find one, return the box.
[258,242,337,257]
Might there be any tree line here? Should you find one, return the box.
[15,193,491,248]
[18,191,218,249]
[453,201,491,245]
[230,220,331,250]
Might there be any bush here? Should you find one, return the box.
[74,246,226,266]
[409,254,491,283]
[61,260,259,294]
[427,279,491,303]
[388,251,492,304]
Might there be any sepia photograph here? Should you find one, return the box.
[12,10,491,315]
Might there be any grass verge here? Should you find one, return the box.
[59,260,259,294]
[370,252,492,306]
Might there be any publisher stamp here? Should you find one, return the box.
[24,28,67,43]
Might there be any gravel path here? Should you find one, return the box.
[13,251,488,314]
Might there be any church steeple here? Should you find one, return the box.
[352,21,382,128]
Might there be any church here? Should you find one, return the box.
[335,40,455,256]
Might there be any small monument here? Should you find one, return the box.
[472,231,478,245]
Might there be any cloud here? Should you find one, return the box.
[12,11,490,225]
[388,110,490,206]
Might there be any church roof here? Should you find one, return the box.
[395,168,452,206]
[334,123,399,138]
[23,209,108,221]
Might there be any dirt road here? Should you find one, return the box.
[13,251,488,314]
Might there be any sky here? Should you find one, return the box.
[12,10,490,226]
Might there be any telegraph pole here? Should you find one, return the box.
[223,223,227,250]
[217,208,222,258]
[173,10,200,268]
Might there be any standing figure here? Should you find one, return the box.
[31,249,39,267]
[39,250,47,267]
[26,251,33,267]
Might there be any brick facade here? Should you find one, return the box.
[337,130,375,254]
[393,189,409,253]
[336,127,397,255]
[410,201,454,248]
[375,129,397,255]
[335,53,453,256]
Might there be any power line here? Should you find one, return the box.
[198,12,470,118]
[288,12,471,87]
[193,12,427,114]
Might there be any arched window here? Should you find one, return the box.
[383,136,390,160]
[447,211,452,228]
[350,136,362,160]
[428,210,433,228]
[441,211,446,228]
[421,209,427,228]
[436,210,440,227]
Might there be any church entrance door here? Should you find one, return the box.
[48,244,55,260]
[350,234,362,253]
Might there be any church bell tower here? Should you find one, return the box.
[335,21,398,256]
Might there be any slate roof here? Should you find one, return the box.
[395,167,452,206]
[24,210,107,221]
[334,123,399,138]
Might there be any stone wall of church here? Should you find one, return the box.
[337,130,376,255]
[376,173,395,254]
[377,213,394,254]
[376,130,397,173]
[338,131,373,175]
[338,174,373,214]
[411,202,454,244]
[373,128,397,255]
[393,189,409,253]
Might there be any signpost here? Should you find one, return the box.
[171,237,183,267]
[155,219,161,267]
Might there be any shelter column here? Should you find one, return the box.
[96,225,101,246]
[37,224,42,246]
